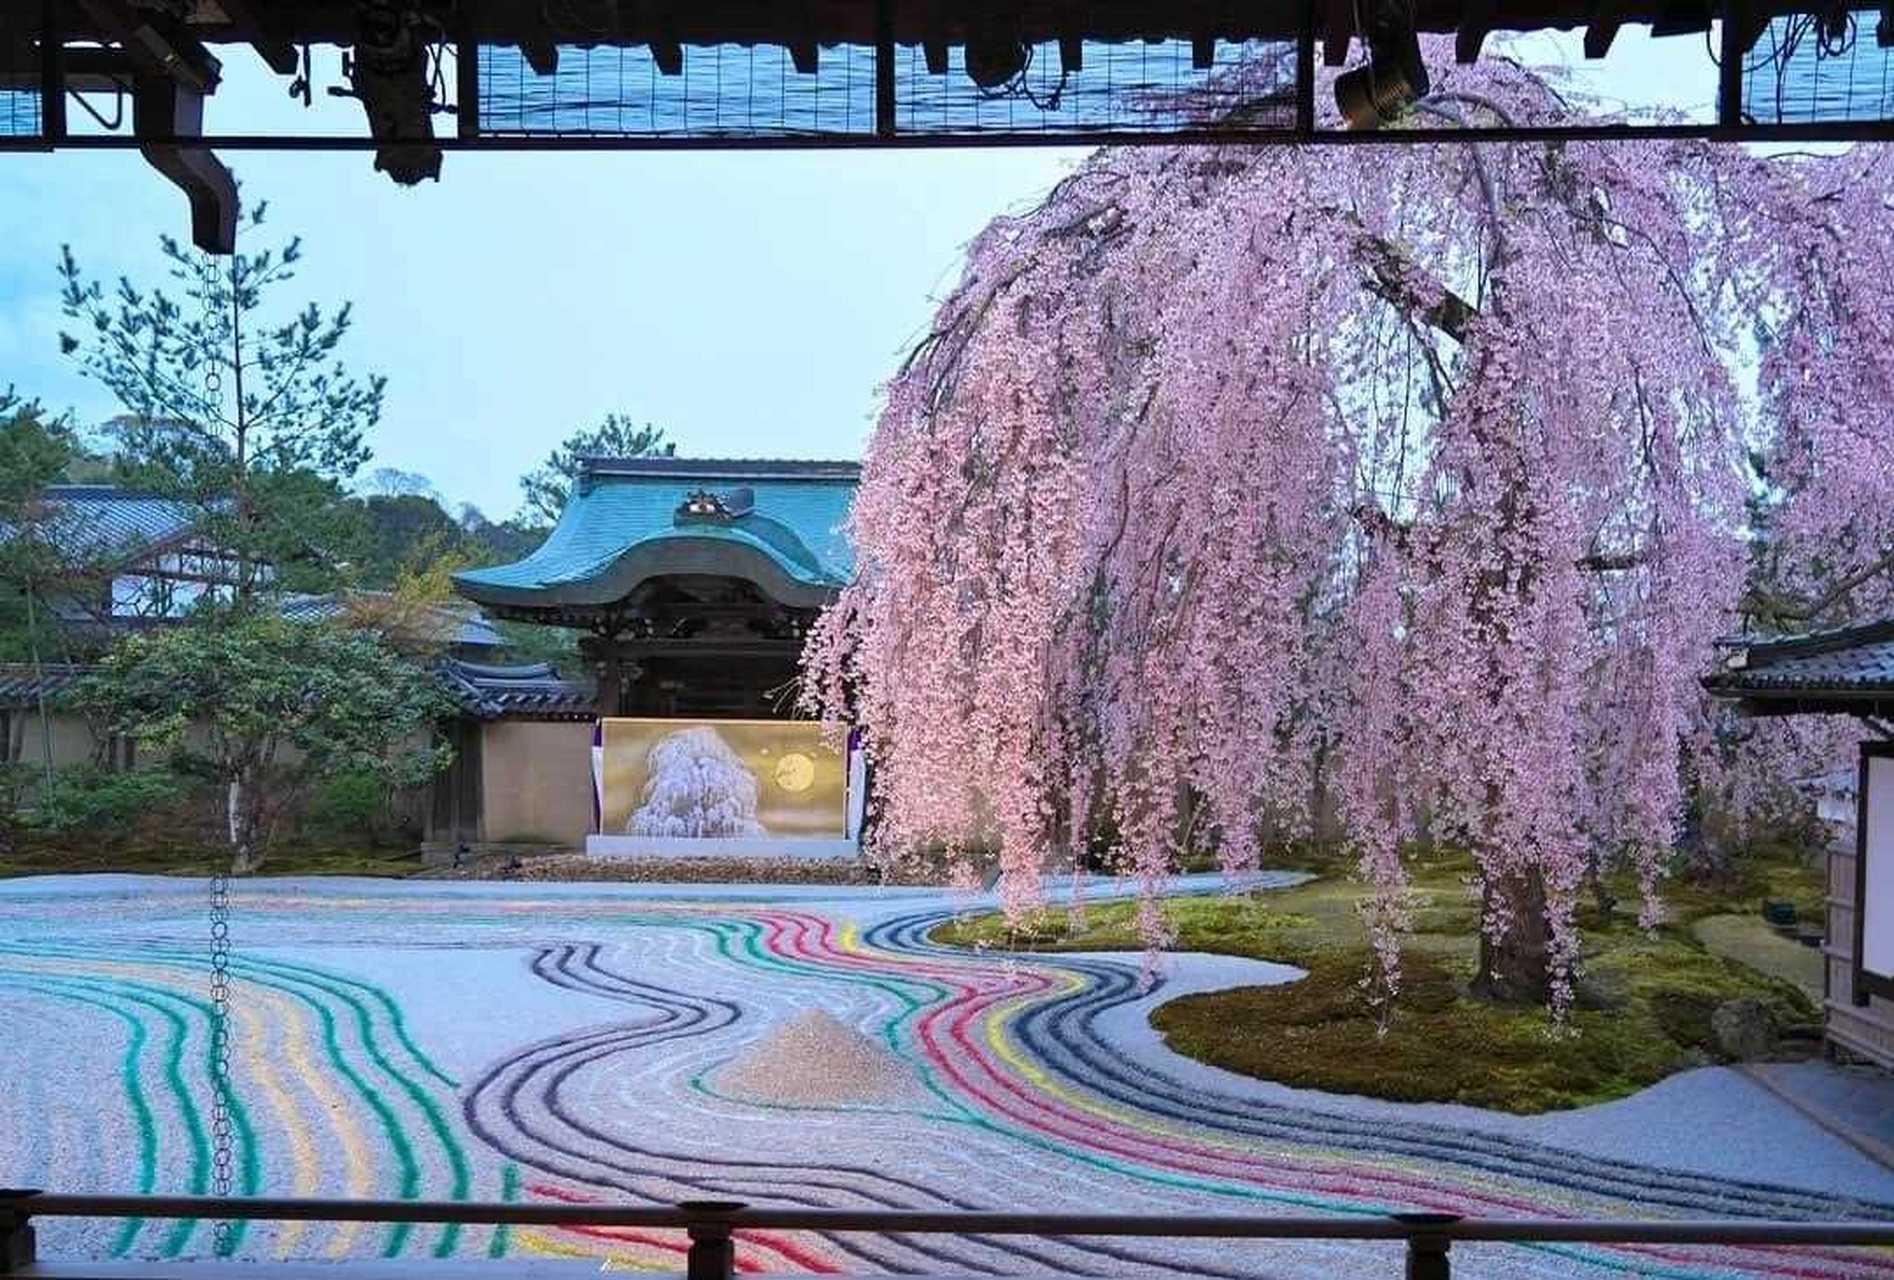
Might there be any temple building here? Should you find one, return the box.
[430,456,860,851]
[0,485,259,638]
[452,456,856,720]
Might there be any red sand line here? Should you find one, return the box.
[527,1181,841,1273]
[753,909,1894,1280]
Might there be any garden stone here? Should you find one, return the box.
[1713,997,1780,1060]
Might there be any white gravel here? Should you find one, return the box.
[0,871,1888,1280]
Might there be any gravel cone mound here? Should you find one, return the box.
[717,1008,919,1105]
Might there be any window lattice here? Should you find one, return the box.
[474,38,1297,138]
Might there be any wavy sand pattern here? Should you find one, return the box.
[1,875,1890,1278]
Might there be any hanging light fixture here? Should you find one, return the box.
[964,5,1028,89]
[1334,1,1430,129]
[345,0,442,184]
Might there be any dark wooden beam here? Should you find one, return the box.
[1323,0,1353,66]
[1058,33,1082,71]
[783,0,818,71]
[1582,16,1621,57]
[27,0,1866,55]
[874,0,894,136]
[1296,0,1315,130]
[596,642,623,717]
[1718,0,1746,125]
[518,38,558,75]
[1191,33,1215,67]
[209,0,299,74]
[456,35,479,137]
[39,0,66,141]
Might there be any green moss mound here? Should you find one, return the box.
[931,849,1822,1114]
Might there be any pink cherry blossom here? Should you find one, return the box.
[802,45,1894,1014]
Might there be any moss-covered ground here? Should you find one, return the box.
[930,845,1824,1113]
[0,838,422,880]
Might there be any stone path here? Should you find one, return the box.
[1742,1061,1894,1173]
[1,874,1891,1279]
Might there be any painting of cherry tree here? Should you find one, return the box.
[626,726,770,839]
[599,719,847,840]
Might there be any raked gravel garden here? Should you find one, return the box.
[2,871,1891,1279]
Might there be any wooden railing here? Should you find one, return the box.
[5,1191,1894,1279]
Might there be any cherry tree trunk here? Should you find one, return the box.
[1471,869,1551,1005]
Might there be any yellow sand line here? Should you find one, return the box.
[229,987,320,1255]
[14,955,379,1255]
[227,973,376,1257]
[971,963,1597,1206]
[517,1230,672,1270]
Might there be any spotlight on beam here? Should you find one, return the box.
[1334,5,1430,128]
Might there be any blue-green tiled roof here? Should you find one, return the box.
[452,457,857,611]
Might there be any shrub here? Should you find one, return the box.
[306,769,391,838]
[25,765,188,833]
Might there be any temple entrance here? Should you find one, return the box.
[452,456,857,723]
[431,456,862,852]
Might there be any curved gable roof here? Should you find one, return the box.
[452,457,857,613]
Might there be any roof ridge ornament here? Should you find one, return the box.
[677,487,751,524]
[678,488,725,520]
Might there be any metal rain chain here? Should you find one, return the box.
[208,871,235,1254]
[199,250,238,1258]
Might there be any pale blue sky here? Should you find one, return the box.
[0,29,1713,519]
[0,51,1082,518]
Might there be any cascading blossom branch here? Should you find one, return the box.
[802,47,1894,1015]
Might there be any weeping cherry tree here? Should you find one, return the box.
[802,49,1894,1016]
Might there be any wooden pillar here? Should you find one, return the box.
[1397,1213,1459,1280]
[1,1189,38,1273]
[681,1201,744,1280]
[596,634,622,719]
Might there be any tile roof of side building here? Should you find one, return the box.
[0,663,91,709]
[434,658,596,720]
[452,456,859,612]
[0,486,198,563]
[276,592,506,651]
[1702,618,1894,714]
[1,658,593,721]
